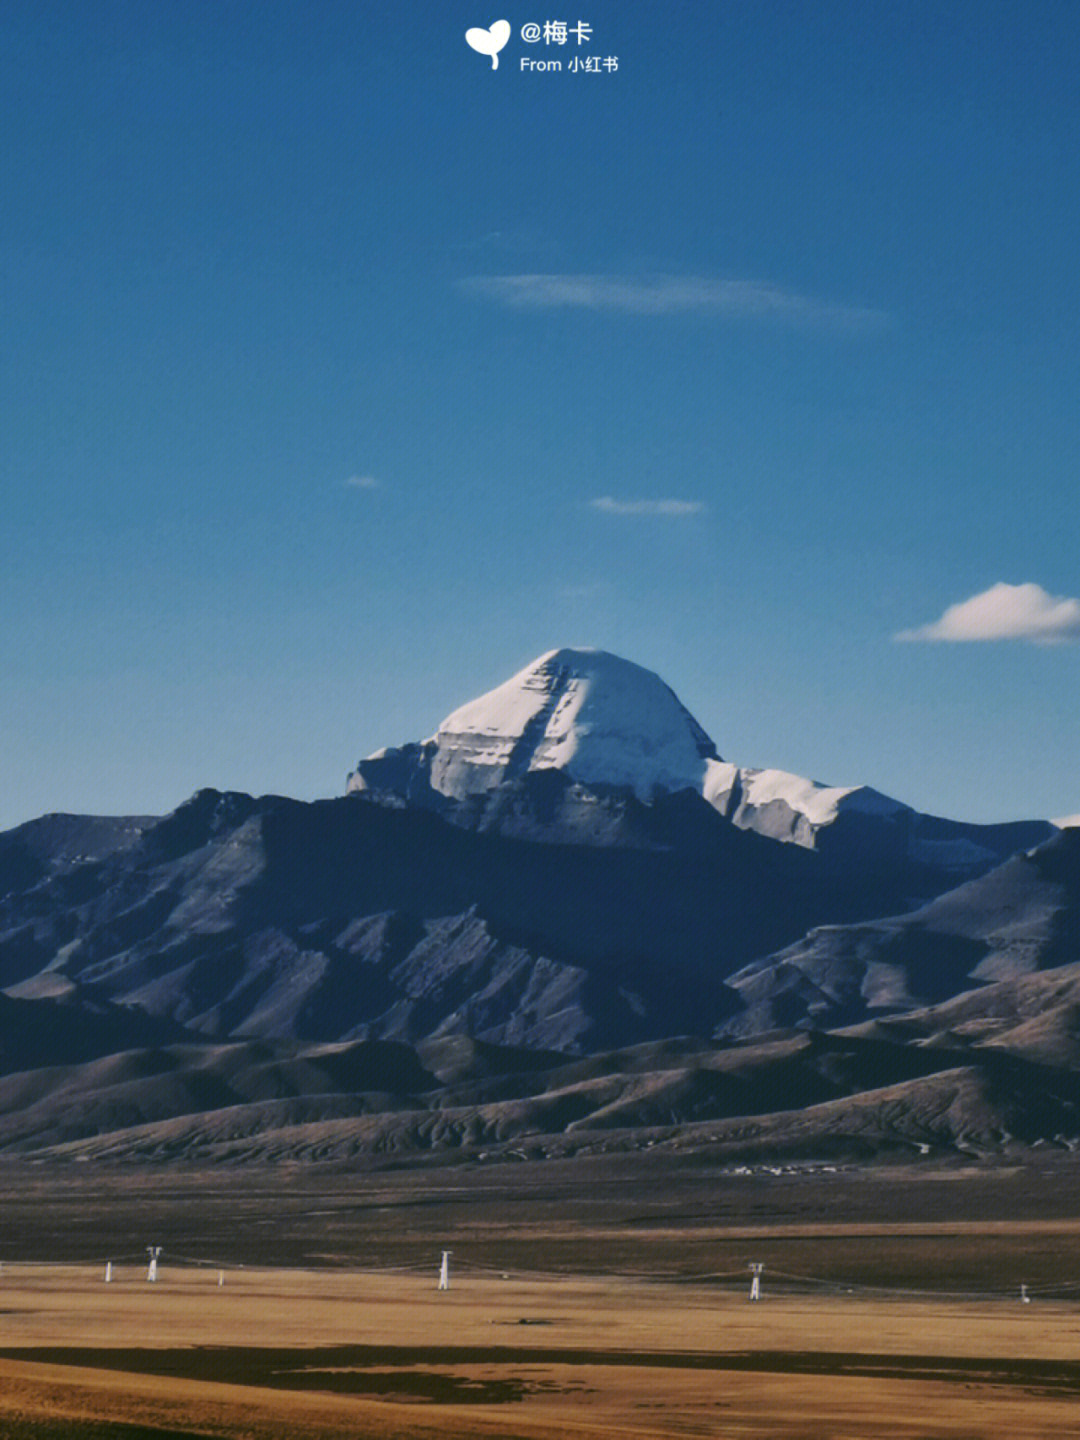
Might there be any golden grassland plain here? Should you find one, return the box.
[2,1155,1080,1438]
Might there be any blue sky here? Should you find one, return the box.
[3,0,1079,829]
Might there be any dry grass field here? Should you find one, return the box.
[2,1155,1080,1438]
[4,1267,1080,1439]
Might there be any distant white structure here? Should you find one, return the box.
[218,1269,225,1288]
[104,1261,112,1284]
[146,1246,162,1283]
[1021,1283,1031,1304]
[749,1262,763,1301]
[438,1251,451,1291]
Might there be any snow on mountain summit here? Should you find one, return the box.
[416,647,899,826]
[346,647,1054,871]
[347,646,904,830]
[428,647,719,803]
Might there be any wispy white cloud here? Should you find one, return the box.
[897,582,1080,644]
[344,474,380,490]
[452,229,563,260]
[590,496,705,517]
[556,579,615,600]
[461,274,888,329]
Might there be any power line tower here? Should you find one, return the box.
[438,1250,452,1291]
[146,1246,162,1283]
[748,1262,763,1301]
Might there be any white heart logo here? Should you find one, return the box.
[465,20,511,69]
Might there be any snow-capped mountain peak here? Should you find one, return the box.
[346,648,1053,869]
[427,647,719,803]
[347,645,894,830]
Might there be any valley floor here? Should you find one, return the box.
[1,1154,1080,1438]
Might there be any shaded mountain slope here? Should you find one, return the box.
[0,991,188,1074]
[0,812,153,903]
[842,960,1080,1069]
[3,781,1057,1057]
[721,827,1080,1036]
[0,786,858,1052]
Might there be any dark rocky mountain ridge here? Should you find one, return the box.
[1,779,1061,1057]
[722,827,1080,1037]
[1,792,1078,1161]
[0,648,1075,1161]
[0,785,831,1051]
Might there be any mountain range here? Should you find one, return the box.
[1,646,1077,1163]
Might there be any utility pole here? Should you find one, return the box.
[748,1262,763,1302]
[438,1250,452,1291]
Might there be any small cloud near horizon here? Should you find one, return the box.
[896,582,1080,644]
[461,274,888,329]
[557,579,615,600]
[344,474,380,490]
[590,496,706,517]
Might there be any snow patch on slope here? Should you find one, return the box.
[741,769,864,826]
[703,759,907,830]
